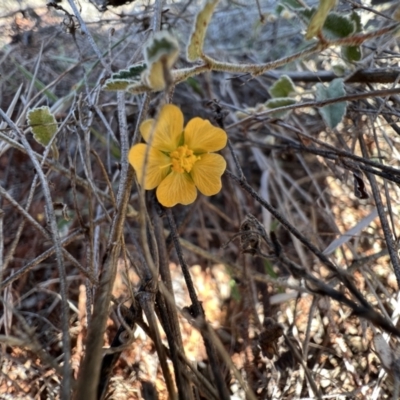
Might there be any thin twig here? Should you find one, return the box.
[74,159,134,400]
[283,333,322,399]
[138,290,177,400]
[0,184,96,285]
[0,231,86,290]
[97,301,141,400]
[0,130,112,203]
[227,86,400,130]
[152,203,192,400]
[0,208,3,285]
[0,109,72,399]
[152,0,164,32]
[263,68,400,84]
[359,134,400,287]
[2,175,39,273]
[66,0,111,73]
[166,208,231,400]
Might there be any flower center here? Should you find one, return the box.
[169,145,200,173]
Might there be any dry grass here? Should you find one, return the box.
[1,0,400,399]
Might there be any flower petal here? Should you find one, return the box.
[184,118,227,153]
[156,172,197,207]
[139,119,155,142]
[128,143,171,190]
[190,153,226,196]
[140,104,184,152]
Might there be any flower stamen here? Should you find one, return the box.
[169,145,200,173]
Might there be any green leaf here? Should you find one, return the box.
[332,64,346,76]
[297,7,315,24]
[187,0,219,61]
[341,11,362,62]
[111,64,146,80]
[323,12,355,39]
[127,82,149,94]
[305,0,336,40]
[103,63,147,91]
[342,45,362,63]
[350,11,362,33]
[144,31,179,67]
[275,4,285,14]
[265,97,296,118]
[316,78,347,129]
[269,75,296,98]
[299,9,356,40]
[103,79,133,91]
[27,106,57,147]
[143,31,179,91]
[299,8,363,63]
[142,61,167,91]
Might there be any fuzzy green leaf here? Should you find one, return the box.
[299,8,363,63]
[306,0,336,40]
[103,63,146,91]
[103,79,133,91]
[187,0,219,61]
[112,64,146,80]
[299,9,355,40]
[332,64,346,76]
[323,12,355,39]
[342,45,362,63]
[350,11,362,33]
[142,60,167,91]
[341,11,363,62]
[144,31,179,67]
[316,78,347,129]
[297,8,315,24]
[143,31,179,91]
[27,107,57,147]
[265,97,296,118]
[127,82,149,94]
[269,75,296,98]
[275,4,285,15]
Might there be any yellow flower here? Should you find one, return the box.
[129,104,227,207]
